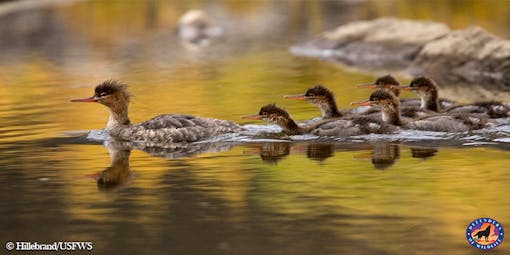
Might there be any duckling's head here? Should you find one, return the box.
[357,74,401,97]
[71,80,131,110]
[351,89,399,108]
[368,89,400,110]
[375,75,401,97]
[242,104,301,135]
[304,85,335,104]
[407,76,438,94]
[242,104,294,124]
[284,84,335,105]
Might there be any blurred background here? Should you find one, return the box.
[0,1,509,254]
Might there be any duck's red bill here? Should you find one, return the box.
[351,100,373,106]
[283,94,307,101]
[241,114,263,120]
[70,96,98,102]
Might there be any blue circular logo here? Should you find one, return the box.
[466,218,504,250]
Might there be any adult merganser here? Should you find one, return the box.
[352,90,487,132]
[400,76,510,118]
[71,80,240,143]
[241,104,393,136]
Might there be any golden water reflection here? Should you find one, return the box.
[1,0,510,254]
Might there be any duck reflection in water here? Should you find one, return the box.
[245,142,291,165]
[354,143,401,170]
[306,143,335,162]
[95,141,133,192]
[246,142,359,164]
[409,147,439,159]
[91,139,236,191]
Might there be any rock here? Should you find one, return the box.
[409,26,510,91]
[290,17,450,69]
[291,18,510,92]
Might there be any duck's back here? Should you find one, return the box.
[400,98,457,109]
[308,116,395,137]
[111,114,240,143]
[446,101,510,119]
[406,114,486,132]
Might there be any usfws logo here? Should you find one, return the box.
[466,218,504,250]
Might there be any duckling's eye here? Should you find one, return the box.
[100,92,107,97]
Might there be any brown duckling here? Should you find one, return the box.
[241,104,394,136]
[352,90,487,132]
[400,76,510,119]
[357,75,457,116]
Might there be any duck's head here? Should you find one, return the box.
[357,75,401,97]
[71,80,131,110]
[352,89,400,110]
[284,85,335,105]
[241,104,292,125]
[352,90,402,125]
[400,76,438,95]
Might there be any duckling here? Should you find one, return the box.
[353,90,487,132]
[400,76,510,119]
[241,104,393,136]
[357,75,456,117]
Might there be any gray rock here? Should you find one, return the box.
[409,26,510,91]
[290,17,450,69]
[291,18,510,92]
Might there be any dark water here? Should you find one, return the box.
[0,1,509,254]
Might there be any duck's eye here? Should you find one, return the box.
[100,92,107,97]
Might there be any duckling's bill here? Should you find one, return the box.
[356,83,378,89]
[241,114,263,120]
[70,96,99,103]
[283,94,307,101]
[351,100,374,106]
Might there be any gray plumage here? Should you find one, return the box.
[110,114,241,143]
[368,90,489,132]
[254,104,395,137]
[72,80,240,143]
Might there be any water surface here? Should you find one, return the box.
[1,1,509,254]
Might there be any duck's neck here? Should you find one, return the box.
[381,106,402,126]
[420,90,439,112]
[390,87,400,97]
[278,118,304,135]
[106,104,131,131]
[318,98,342,118]
[108,146,130,170]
